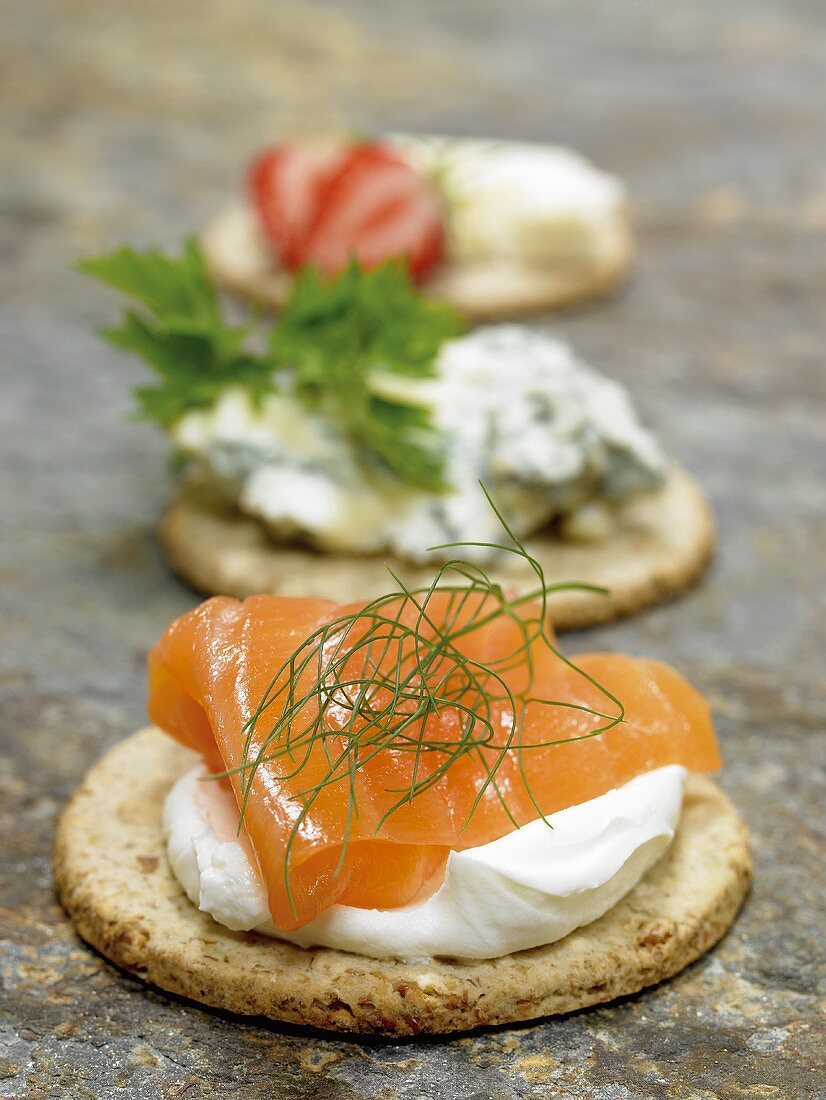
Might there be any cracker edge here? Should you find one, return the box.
[54,729,750,1037]
[157,466,716,632]
[200,202,633,322]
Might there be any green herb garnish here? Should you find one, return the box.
[78,241,272,427]
[209,488,622,917]
[273,262,462,490]
[79,243,463,490]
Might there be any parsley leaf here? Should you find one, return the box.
[80,244,463,490]
[78,240,273,426]
[272,262,464,490]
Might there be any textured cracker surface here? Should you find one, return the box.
[3,0,826,1095]
[160,466,714,630]
[54,729,750,1037]
[201,201,633,321]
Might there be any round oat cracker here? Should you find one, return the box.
[54,728,750,1037]
[200,202,633,322]
[158,465,715,632]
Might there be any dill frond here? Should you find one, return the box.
[206,486,623,915]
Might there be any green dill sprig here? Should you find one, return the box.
[208,487,623,916]
[78,244,463,490]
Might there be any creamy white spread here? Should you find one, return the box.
[172,326,666,562]
[164,764,685,961]
[387,134,627,269]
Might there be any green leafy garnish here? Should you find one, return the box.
[78,241,272,426]
[272,262,463,489]
[79,243,464,490]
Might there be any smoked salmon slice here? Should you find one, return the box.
[148,591,721,931]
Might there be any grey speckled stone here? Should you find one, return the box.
[1,0,824,1097]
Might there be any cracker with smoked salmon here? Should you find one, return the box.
[55,533,748,1035]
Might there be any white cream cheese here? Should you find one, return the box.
[387,134,627,269]
[164,764,685,961]
[172,325,666,562]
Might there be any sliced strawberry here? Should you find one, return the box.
[248,144,347,269]
[303,143,445,281]
[247,141,445,282]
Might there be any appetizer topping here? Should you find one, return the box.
[389,135,627,269]
[148,517,721,932]
[175,323,666,561]
[165,762,686,959]
[80,248,462,490]
[80,246,665,557]
[249,141,446,281]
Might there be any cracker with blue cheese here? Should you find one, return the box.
[79,249,712,628]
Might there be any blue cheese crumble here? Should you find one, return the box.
[172,326,667,563]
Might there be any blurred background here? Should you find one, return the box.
[4,0,824,709]
[1,2,824,1097]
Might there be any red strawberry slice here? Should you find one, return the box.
[304,143,445,281]
[248,142,445,282]
[249,144,347,269]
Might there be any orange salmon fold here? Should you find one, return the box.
[148,593,722,930]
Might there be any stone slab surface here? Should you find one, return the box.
[1,1,824,1096]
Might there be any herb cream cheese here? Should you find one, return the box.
[388,134,627,270]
